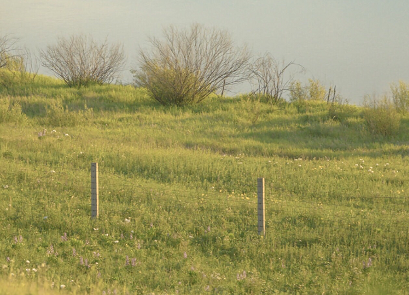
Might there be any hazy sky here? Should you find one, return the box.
[1,0,408,104]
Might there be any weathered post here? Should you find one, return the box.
[257,178,265,236]
[91,163,99,218]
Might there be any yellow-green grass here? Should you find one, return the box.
[0,75,408,293]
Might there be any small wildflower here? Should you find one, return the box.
[26,260,30,264]
[114,240,119,244]
[125,255,130,266]
[79,257,84,265]
[60,285,66,289]
[72,248,77,257]
[3,185,8,189]
[131,258,137,267]
[46,245,55,256]
[183,252,188,259]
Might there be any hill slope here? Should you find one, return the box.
[1,76,408,293]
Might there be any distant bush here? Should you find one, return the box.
[248,54,303,104]
[0,35,38,89]
[362,94,400,137]
[289,79,326,102]
[328,103,359,123]
[133,24,250,106]
[40,35,126,88]
[391,80,409,115]
[0,35,16,69]
[288,80,306,102]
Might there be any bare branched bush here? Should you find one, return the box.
[248,53,303,104]
[40,35,126,87]
[0,35,39,89]
[0,35,18,69]
[133,23,251,106]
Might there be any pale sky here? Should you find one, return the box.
[1,0,408,104]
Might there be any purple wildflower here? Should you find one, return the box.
[61,233,68,242]
[367,258,372,267]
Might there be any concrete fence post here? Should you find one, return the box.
[91,163,99,218]
[257,178,265,236]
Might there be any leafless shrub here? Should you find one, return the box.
[133,23,251,106]
[0,34,18,69]
[0,35,39,88]
[248,53,304,104]
[40,35,126,87]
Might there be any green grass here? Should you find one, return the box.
[0,75,408,294]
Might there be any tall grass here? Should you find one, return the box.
[0,75,408,293]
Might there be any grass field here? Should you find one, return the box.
[0,75,408,294]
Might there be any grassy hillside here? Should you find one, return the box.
[0,75,408,294]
